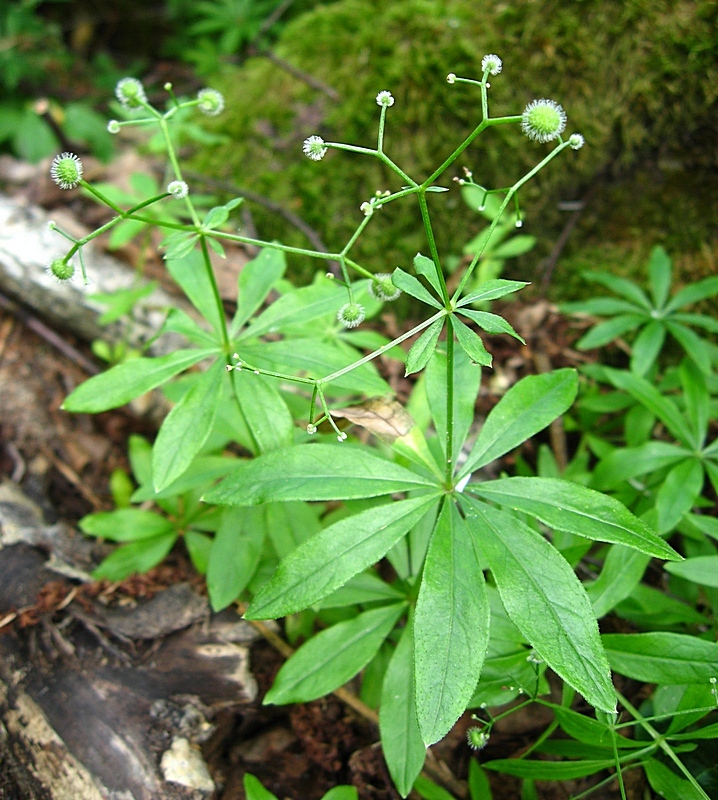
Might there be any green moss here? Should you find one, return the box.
[191,0,717,286]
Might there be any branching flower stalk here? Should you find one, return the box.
[50,62,584,488]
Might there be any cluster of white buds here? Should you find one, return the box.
[360,190,391,217]
[453,166,474,187]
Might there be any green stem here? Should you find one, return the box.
[422,115,520,188]
[60,188,175,264]
[377,105,388,153]
[159,116,201,228]
[452,140,572,301]
[617,690,712,799]
[319,309,447,385]
[445,324,455,486]
[417,192,449,304]
[328,142,417,186]
[199,236,231,350]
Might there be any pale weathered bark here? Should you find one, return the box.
[0,486,259,800]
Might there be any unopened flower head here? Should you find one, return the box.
[466,727,490,751]
[376,90,395,108]
[481,54,502,75]
[50,152,83,189]
[521,99,567,143]
[197,88,225,116]
[368,273,401,302]
[303,135,328,161]
[337,302,366,329]
[446,73,456,84]
[115,77,147,110]
[47,258,74,281]
[569,133,585,150]
[107,120,121,134]
[167,180,189,199]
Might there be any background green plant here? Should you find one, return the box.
[562,246,718,376]
[190,0,718,285]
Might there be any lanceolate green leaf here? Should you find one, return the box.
[680,358,710,448]
[62,348,218,413]
[602,632,718,683]
[665,320,713,374]
[483,758,618,780]
[391,267,443,308]
[425,347,481,463]
[264,603,405,704]
[80,508,175,542]
[469,477,680,560]
[575,314,645,350]
[664,555,718,588]
[583,272,652,309]
[450,315,492,366]
[204,445,437,506]
[644,758,709,800]
[413,252,443,297]
[647,245,672,308]
[166,250,225,334]
[458,369,578,479]
[551,706,643,749]
[455,279,528,307]
[665,274,718,312]
[231,247,286,335]
[322,789,359,800]
[380,621,426,798]
[591,441,691,491]
[414,501,490,745]
[207,507,265,611]
[152,358,225,491]
[231,370,294,455]
[244,773,279,800]
[602,368,695,445]
[462,497,616,713]
[240,279,344,339]
[405,318,445,376]
[162,308,219,347]
[655,458,704,534]
[630,319,665,376]
[456,308,525,342]
[245,494,439,619]
[92,533,177,581]
[586,547,651,618]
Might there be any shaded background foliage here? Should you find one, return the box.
[3,0,718,295]
[189,0,718,290]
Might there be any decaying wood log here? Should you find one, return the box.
[0,485,260,800]
[0,192,187,357]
